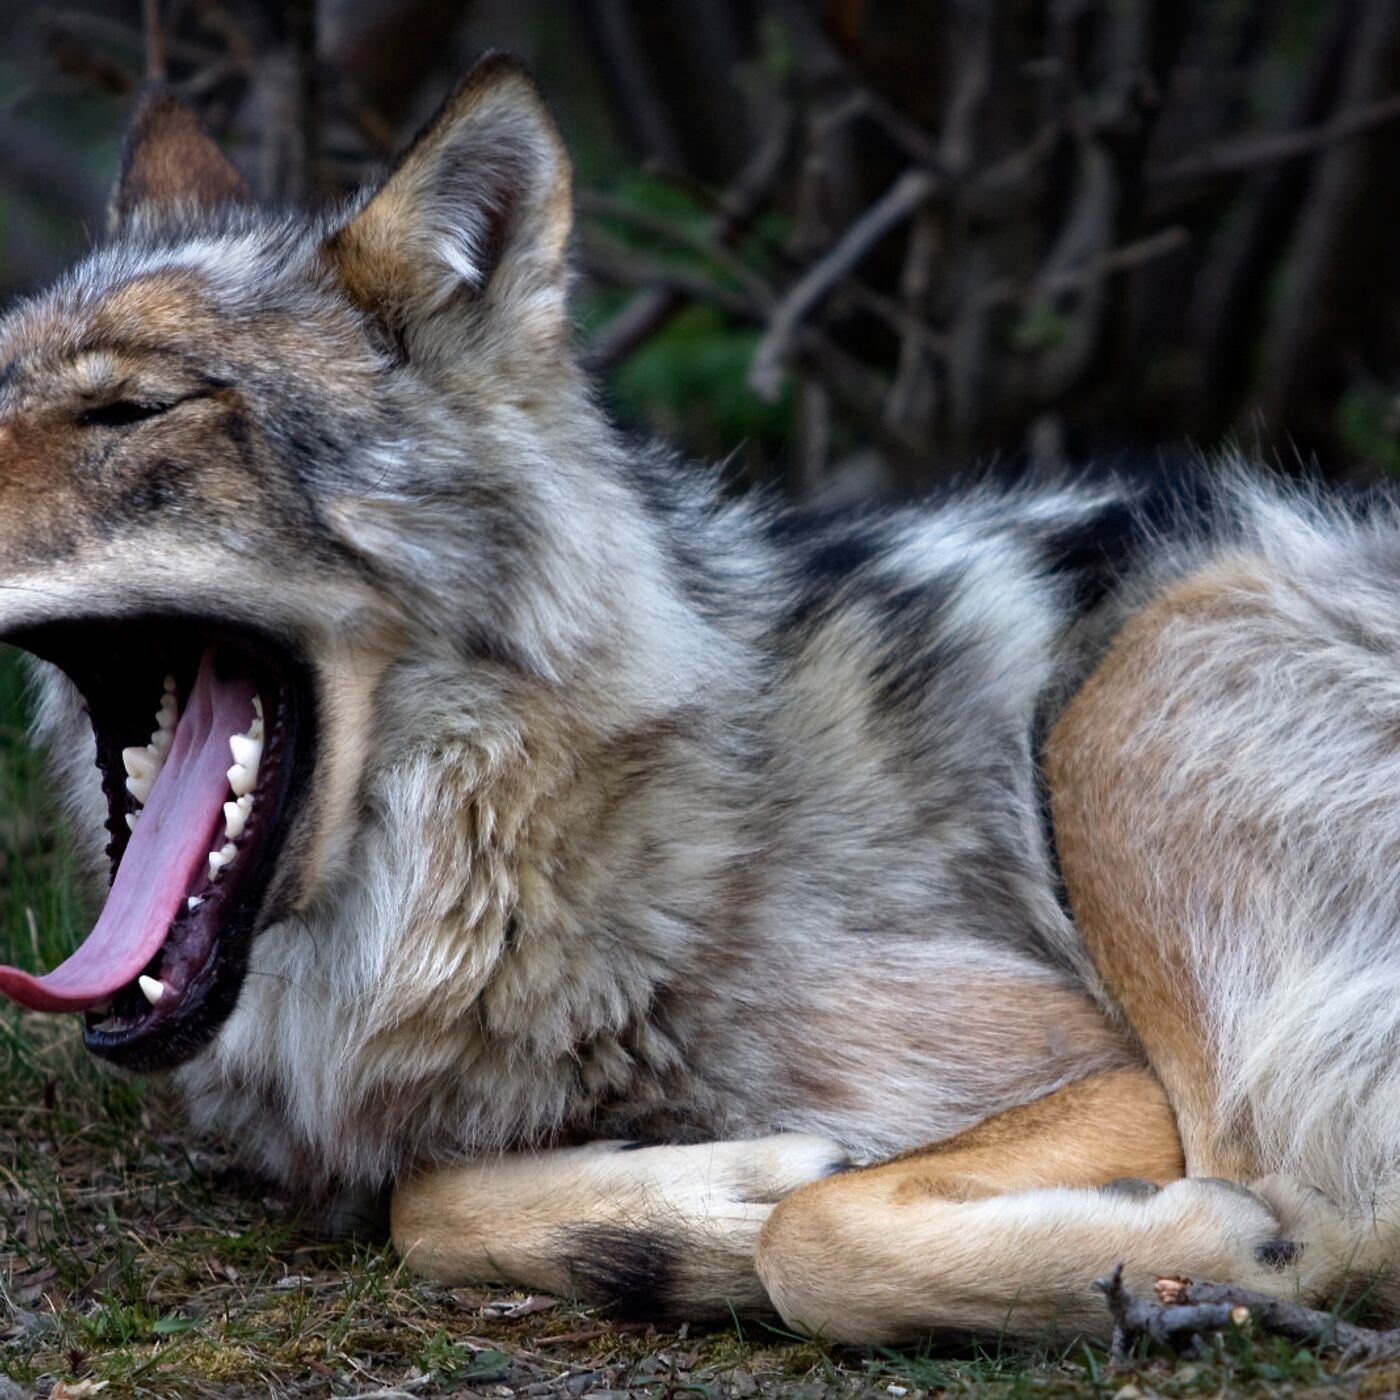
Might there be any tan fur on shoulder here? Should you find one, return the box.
[1045,557,1279,1179]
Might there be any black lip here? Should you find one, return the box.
[3,616,317,1072]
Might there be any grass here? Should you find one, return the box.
[0,647,1395,1396]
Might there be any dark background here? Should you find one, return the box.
[0,0,1393,500]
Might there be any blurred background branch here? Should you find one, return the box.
[0,0,1396,495]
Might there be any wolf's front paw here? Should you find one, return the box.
[1140,1174,1348,1300]
[1244,1173,1352,1292]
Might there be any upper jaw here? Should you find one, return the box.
[4,613,319,1072]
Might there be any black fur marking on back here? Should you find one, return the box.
[1033,469,1222,612]
[621,446,731,622]
[561,1224,681,1319]
[867,571,969,714]
[767,510,895,632]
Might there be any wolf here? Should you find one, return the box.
[0,53,1398,1343]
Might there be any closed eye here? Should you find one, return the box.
[79,399,176,429]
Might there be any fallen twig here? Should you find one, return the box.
[1096,1265,1400,1360]
[535,1322,650,1347]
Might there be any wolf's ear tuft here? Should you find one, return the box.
[322,53,572,358]
[111,88,253,232]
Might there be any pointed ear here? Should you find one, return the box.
[110,88,253,232]
[321,53,572,359]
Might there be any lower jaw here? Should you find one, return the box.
[81,812,302,1072]
[5,619,317,1072]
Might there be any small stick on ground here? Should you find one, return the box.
[1095,1264,1400,1360]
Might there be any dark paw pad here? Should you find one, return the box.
[1255,1238,1301,1270]
[1101,1177,1161,1200]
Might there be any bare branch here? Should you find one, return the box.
[585,106,794,371]
[1152,91,1400,184]
[581,234,760,322]
[142,0,167,83]
[978,227,1190,310]
[287,0,319,200]
[578,190,776,309]
[748,168,939,402]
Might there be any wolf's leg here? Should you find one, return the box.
[755,1068,1344,1343]
[1045,559,1279,1181]
[1045,552,1400,1309]
[391,1133,849,1317]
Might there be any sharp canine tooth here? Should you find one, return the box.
[137,975,165,1005]
[223,801,247,840]
[122,746,158,780]
[125,812,139,831]
[229,734,262,769]
[126,775,153,804]
[227,764,255,797]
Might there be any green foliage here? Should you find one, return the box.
[1009,302,1072,355]
[0,649,85,975]
[577,172,794,464]
[610,304,792,461]
[1336,383,1400,477]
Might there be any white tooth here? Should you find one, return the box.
[229,734,262,770]
[252,696,263,719]
[223,801,247,840]
[208,850,229,878]
[163,675,177,694]
[187,896,203,911]
[218,841,237,862]
[125,812,139,831]
[137,975,165,1006]
[126,775,153,804]
[236,794,253,816]
[227,763,255,797]
[249,718,264,742]
[122,746,159,781]
[150,728,173,758]
[156,696,178,731]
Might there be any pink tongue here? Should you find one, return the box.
[0,651,254,1013]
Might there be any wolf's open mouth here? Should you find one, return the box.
[0,622,313,1072]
